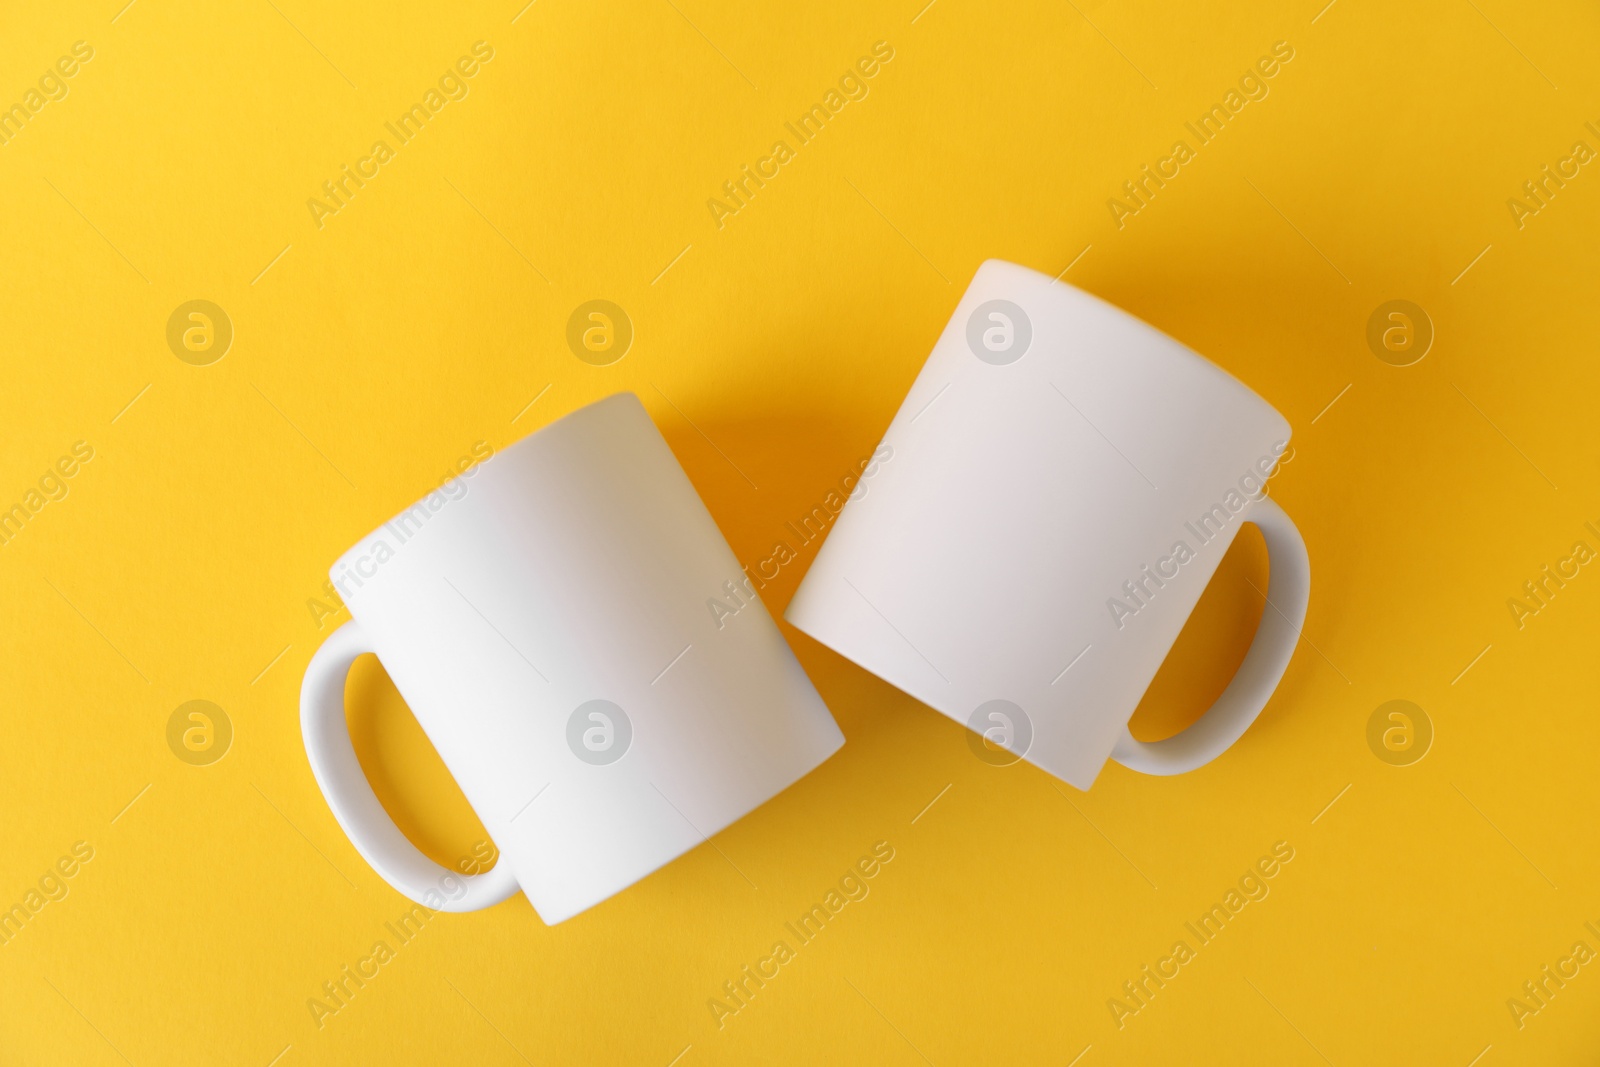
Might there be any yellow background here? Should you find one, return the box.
[2,0,1597,1062]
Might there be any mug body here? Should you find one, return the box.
[334,392,844,922]
[785,260,1289,789]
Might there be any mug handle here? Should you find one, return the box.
[1110,496,1311,776]
[300,620,520,912]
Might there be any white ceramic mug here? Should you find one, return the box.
[301,393,844,922]
[785,260,1310,790]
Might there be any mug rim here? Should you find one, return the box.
[969,258,1280,417]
